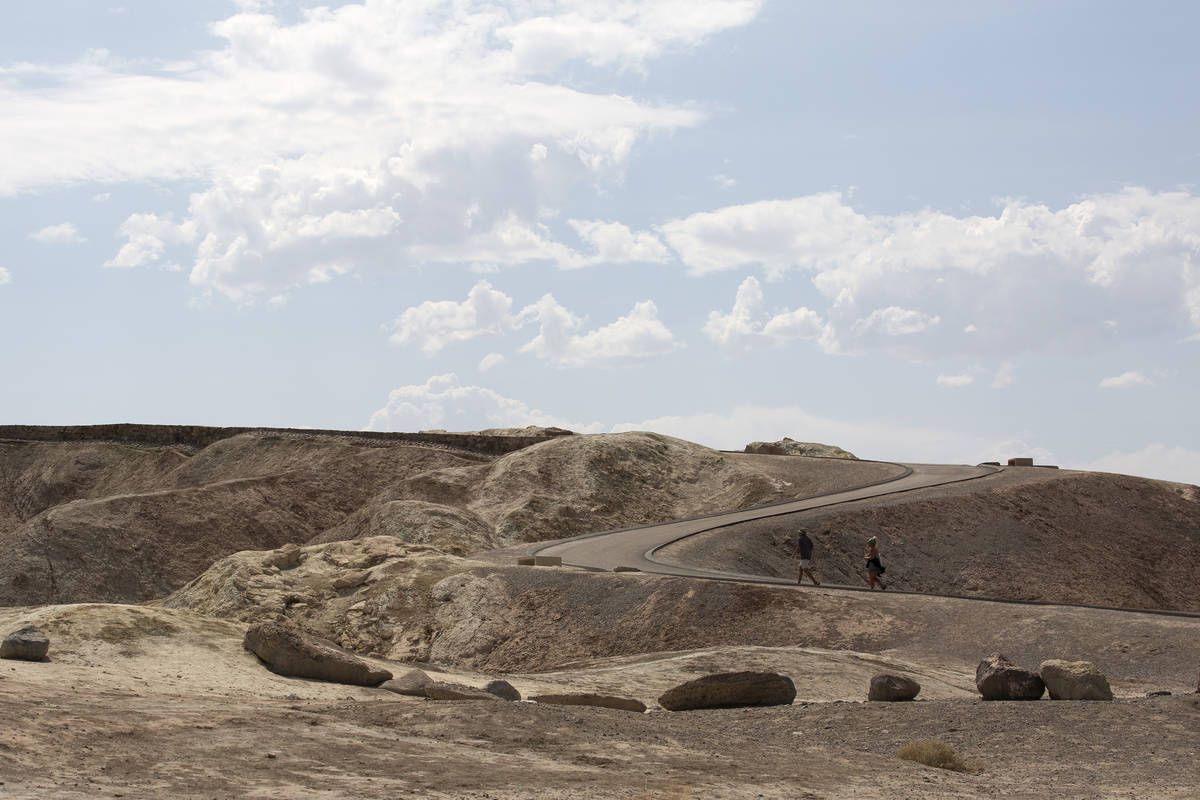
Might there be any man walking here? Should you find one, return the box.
[792,529,820,585]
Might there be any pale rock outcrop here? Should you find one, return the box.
[742,438,857,459]
[243,619,392,686]
[1039,659,1113,700]
[975,654,1045,700]
[530,693,646,713]
[658,671,796,711]
[0,625,49,660]
[868,673,921,701]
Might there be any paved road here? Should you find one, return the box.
[533,462,999,585]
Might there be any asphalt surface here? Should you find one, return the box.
[533,462,998,585]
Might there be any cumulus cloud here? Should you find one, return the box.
[0,266,10,285]
[2,1,760,299]
[659,188,1200,359]
[386,280,515,355]
[104,213,196,269]
[702,276,824,353]
[568,219,671,264]
[386,282,680,367]
[519,296,681,368]
[1099,371,1152,389]
[1080,443,1200,484]
[29,222,86,244]
[365,373,602,433]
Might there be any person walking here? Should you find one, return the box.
[864,536,886,590]
[792,529,820,585]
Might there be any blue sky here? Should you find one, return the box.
[2,0,1198,482]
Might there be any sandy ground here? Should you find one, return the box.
[1,594,1197,799]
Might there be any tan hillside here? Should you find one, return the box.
[1,429,892,606]
[657,467,1200,612]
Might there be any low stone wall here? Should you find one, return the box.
[0,424,561,456]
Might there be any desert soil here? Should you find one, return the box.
[1,429,1198,798]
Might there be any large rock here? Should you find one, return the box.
[530,693,646,713]
[243,620,392,686]
[868,673,920,701]
[379,669,433,696]
[658,671,796,711]
[1039,660,1113,701]
[0,626,50,661]
[975,654,1045,700]
[742,438,857,459]
[484,679,522,701]
[423,682,502,701]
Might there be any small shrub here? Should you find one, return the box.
[896,739,976,772]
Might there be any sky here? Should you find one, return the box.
[2,0,1198,483]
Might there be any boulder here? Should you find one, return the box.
[483,679,521,701]
[243,620,392,687]
[868,673,921,701]
[423,682,501,701]
[658,671,796,711]
[1039,660,1113,701]
[0,626,50,661]
[975,654,1045,701]
[379,669,433,696]
[530,693,646,713]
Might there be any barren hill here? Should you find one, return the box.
[0,428,884,606]
[657,466,1200,612]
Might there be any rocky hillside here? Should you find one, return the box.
[0,429,872,606]
[158,535,1200,688]
[657,468,1200,613]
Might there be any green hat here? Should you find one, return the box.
[867,536,877,543]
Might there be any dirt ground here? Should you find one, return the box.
[1,587,1197,799]
[2,435,1199,798]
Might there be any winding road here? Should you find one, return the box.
[532,461,1000,587]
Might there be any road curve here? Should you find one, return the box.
[533,462,998,584]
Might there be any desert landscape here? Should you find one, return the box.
[1,424,1197,799]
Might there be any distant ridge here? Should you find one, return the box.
[0,423,560,456]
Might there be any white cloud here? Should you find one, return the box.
[702,276,824,353]
[1080,443,1200,484]
[478,352,505,372]
[1099,371,1152,389]
[713,173,736,189]
[613,404,1056,466]
[3,2,761,298]
[658,188,1200,359]
[936,373,974,388]
[991,361,1015,389]
[519,296,682,368]
[365,373,602,433]
[104,213,196,269]
[386,280,515,356]
[29,222,86,244]
[568,219,671,264]
[0,266,10,285]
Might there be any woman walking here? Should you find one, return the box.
[864,536,886,590]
